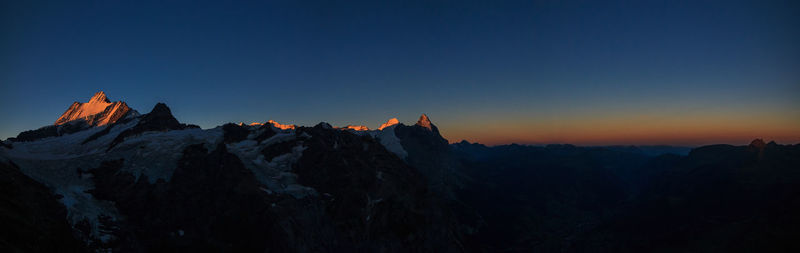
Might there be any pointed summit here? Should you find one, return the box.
[135,103,189,131]
[416,114,433,130]
[120,102,182,131]
[88,91,111,104]
[378,118,399,130]
[149,103,173,117]
[55,91,135,126]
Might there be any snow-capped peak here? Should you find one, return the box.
[268,120,296,130]
[342,125,369,131]
[54,91,135,126]
[378,118,399,130]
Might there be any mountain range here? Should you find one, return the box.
[1,92,798,252]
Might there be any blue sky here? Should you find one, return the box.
[2,0,798,145]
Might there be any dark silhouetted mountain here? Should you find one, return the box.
[602,145,692,156]
[452,142,639,252]
[394,114,462,196]
[569,140,800,253]
[451,140,800,253]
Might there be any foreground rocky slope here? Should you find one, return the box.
[0,161,84,252]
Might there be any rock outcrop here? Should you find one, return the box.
[108,103,197,150]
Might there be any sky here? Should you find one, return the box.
[1,0,798,146]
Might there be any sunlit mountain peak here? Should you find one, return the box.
[267,120,296,130]
[378,118,399,130]
[54,91,136,126]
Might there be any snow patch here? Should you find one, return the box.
[112,127,224,183]
[226,131,317,199]
[369,125,408,159]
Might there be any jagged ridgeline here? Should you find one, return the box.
[1,92,464,252]
[1,92,799,253]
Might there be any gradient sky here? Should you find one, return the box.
[2,0,798,146]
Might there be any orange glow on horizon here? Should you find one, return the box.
[438,112,800,146]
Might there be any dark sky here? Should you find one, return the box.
[2,0,798,145]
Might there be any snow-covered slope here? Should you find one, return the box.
[369,123,408,159]
[2,116,224,244]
